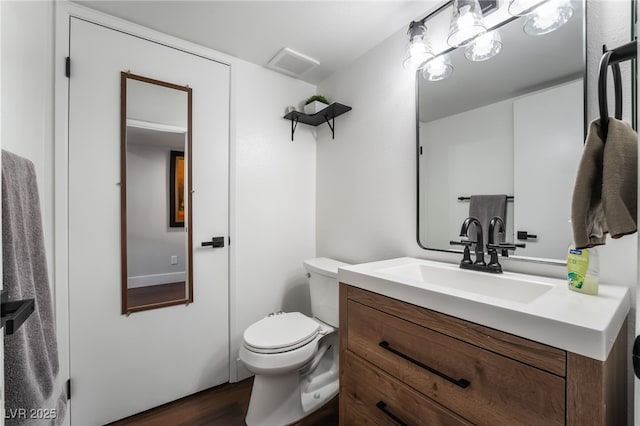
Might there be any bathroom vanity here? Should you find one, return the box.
[338,258,630,425]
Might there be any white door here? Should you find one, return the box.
[68,18,229,424]
[513,80,584,260]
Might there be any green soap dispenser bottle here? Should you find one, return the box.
[567,244,599,295]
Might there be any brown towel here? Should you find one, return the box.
[571,119,637,249]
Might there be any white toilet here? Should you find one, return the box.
[239,257,349,426]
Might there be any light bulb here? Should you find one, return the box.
[447,0,487,47]
[523,0,573,35]
[465,30,503,61]
[458,6,475,28]
[402,22,434,70]
[422,55,453,81]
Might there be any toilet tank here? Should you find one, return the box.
[304,257,350,328]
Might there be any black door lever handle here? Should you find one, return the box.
[517,231,538,241]
[201,237,225,248]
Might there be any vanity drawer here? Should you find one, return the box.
[346,300,565,426]
[341,350,472,426]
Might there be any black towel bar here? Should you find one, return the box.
[0,290,35,336]
[598,40,637,140]
[458,196,514,201]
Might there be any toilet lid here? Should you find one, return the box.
[243,312,320,351]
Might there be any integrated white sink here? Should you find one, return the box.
[338,257,630,361]
[377,262,553,304]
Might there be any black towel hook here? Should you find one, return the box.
[598,41,637,140]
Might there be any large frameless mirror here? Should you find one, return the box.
[120,72,192,314]
[417,0,585,263]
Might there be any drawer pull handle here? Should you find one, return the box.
[379,341,471,389]
[376,401,408,426]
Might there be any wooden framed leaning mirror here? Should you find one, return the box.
[120,72,193,314]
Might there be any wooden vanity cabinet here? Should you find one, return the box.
[339,284,628,426]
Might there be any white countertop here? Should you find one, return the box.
[338,257,631,361]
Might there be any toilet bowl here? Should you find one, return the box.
[239,258,348,426]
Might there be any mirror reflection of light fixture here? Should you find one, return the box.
[402,21,434,70]
[465,30,503,61]
[422,55,453,81]
[447,0,487,47]
[522,0,574,35]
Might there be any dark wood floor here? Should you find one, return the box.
[127,282,186,309]
[108,377,338,426]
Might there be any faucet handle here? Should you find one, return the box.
[450,240,473,265]
[449,240,474,247]
[488,242,526,257]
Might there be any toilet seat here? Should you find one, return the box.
[243,312,321,354]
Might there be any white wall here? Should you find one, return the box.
[317,28,418,264]
[420,98,514,250]
[512,80,584,261]
[1,0,54,287]
[1,0,61,422]
[127,79,188,127]
[230,59,316,380]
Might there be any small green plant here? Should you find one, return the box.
[304,95,329,105]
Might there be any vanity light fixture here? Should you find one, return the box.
[447,0,487,47]
[402,21,434,70]
[405,0,572,81]
[422,55,453,81]
[522,0,574,36]
[465,30,503,61]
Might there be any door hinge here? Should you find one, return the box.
[65,57,71,78]
[228,236,231,246]
[66,378,71,400]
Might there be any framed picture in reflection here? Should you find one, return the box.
[170,150,185,228]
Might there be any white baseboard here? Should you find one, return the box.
[128,272,186,288]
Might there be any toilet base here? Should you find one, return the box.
[245,336,339,426]
[245,374,303,426]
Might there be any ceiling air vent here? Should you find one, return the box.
[266,48,319,78]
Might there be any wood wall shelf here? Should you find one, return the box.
[283,102,352,141]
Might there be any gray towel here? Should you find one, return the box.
[468,195,507,246]
[2,150,67,425]
[571,119,637,249]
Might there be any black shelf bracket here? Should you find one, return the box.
[0,290,35,336]
[290,116,299,142]
[283,102,352,141]
[323,115,336,139]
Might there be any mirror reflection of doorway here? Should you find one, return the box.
[121,74,193,313]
